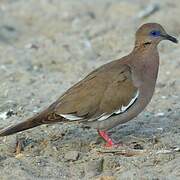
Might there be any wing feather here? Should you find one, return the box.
[55,61,138,122]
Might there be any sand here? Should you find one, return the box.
[0,0,180,179]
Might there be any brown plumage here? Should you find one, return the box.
[56,63,137,118]
[0,23,178,146]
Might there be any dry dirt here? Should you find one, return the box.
[0,0,180,179]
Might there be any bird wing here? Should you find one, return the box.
[54,60,138,122]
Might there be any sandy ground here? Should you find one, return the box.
[0,0,180,179]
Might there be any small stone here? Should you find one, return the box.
[64,150,79,161]
[6,109,15,117]
[0,109,15,120]
[133,143,144,150]
[25,43,39,49]
[155,112,165,117]
[161,96,167,99]
[0,112,7,120]
[167,108,172,112]
[157,127,163,131]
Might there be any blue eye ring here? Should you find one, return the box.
[150,30,161,37]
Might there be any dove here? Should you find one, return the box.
[0,23,178,147]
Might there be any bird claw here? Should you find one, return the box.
[97,129,124,148]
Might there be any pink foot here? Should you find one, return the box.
[97,130,123,148]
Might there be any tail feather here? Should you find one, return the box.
[0,112,47,137]
[0,117,41,137]
[0,109,60,137]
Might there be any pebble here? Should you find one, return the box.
[64,150,79,161]
[0,109,15,120]
[155,112,165,117]
[0,112,7,120]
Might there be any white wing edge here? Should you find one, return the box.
[60,114,83,120]
[115,90,139,114]
[60,90,139,122]
[98,90,139,121]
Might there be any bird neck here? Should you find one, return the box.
[129,41,159,88]
[133,41,158,52]
[129,39,159,70]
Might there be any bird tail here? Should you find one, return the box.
[0,108,59,137]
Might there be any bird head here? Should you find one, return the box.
[135,23,178,46]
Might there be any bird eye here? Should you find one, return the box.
[150,30,161,37]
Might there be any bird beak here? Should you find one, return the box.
[161,34,178,43]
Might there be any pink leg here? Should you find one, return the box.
[97,130,121,147]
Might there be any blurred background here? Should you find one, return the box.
[0,0,179,179]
